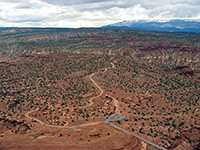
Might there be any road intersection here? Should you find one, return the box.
[25,60,167,150]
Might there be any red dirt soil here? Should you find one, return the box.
[0,123,143,150]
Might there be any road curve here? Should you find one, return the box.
[25,60,167,150]
[25,107,101,129]
[77,72,104,108]
[25,61,115,129]
[78,61,115,108]
[104,121,168,150]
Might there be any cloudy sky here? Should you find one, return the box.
[0,0,200,27]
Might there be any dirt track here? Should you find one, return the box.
[25,61,116,129]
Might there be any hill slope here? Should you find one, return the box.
[0,28,200,149]
[102,19,200,33]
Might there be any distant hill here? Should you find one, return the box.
[102,19,200,33]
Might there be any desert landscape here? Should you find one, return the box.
[0,28,200,150]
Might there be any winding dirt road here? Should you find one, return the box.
[25,61,115,129]
[25,60,167,150]
[25,93,102,129]
[77,61,115,108]
[25,108,101,129]
[77,73,104,108]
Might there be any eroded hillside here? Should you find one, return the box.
[0,28,199,149]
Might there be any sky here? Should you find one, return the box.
[0,0,200,28]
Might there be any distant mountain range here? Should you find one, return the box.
[102,19,200,33]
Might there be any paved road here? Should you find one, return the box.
[104,114,168,150]
[25,60,167,150]
[105,114,125,122]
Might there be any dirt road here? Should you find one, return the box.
[25,61,115,129]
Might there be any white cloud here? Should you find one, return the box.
[0,0,199,27]
[107,5,148,21]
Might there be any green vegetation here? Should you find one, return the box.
[0,28,199,149]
